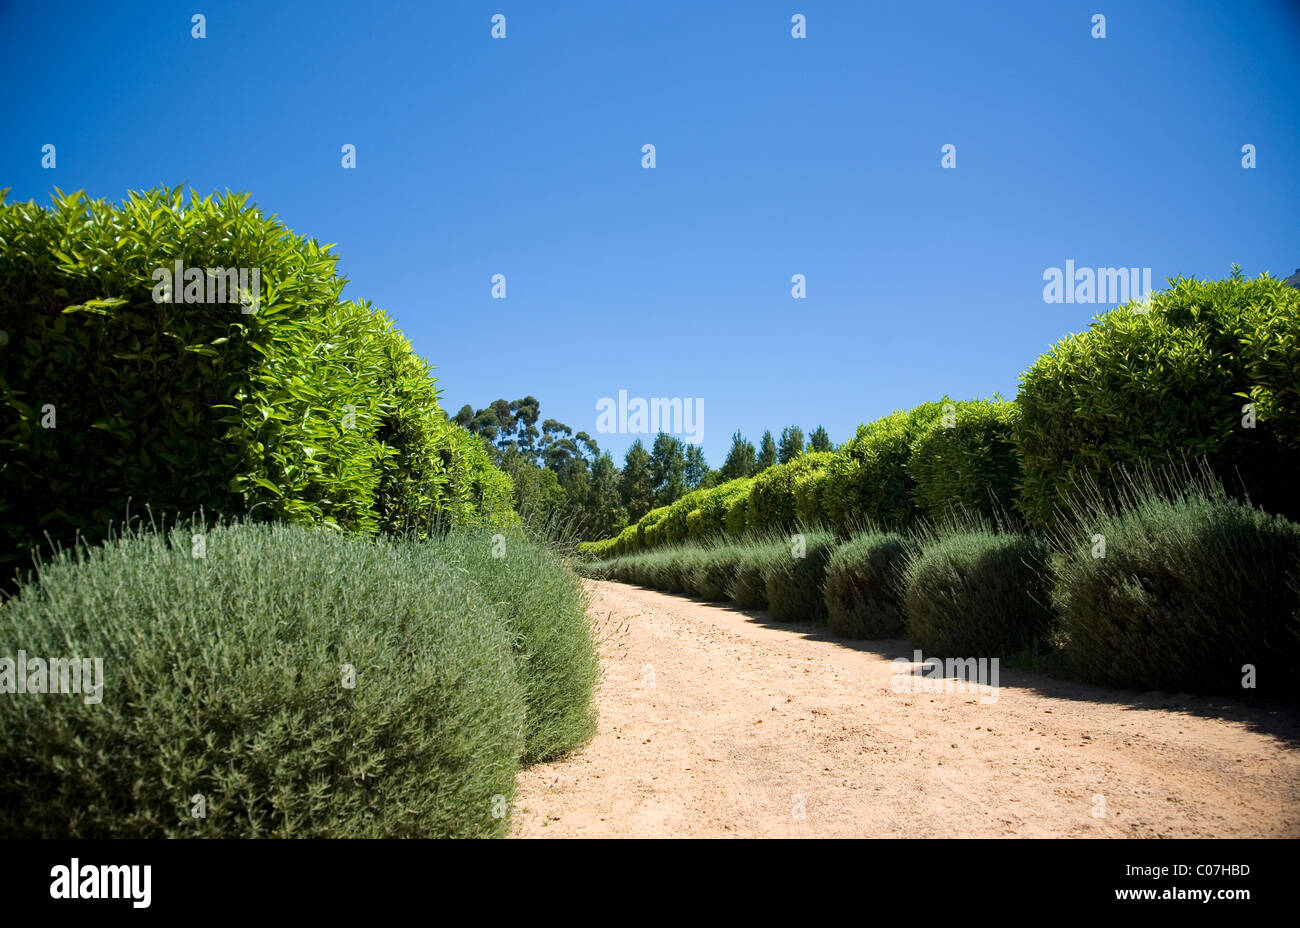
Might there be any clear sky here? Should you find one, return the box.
[3,0,1298,467]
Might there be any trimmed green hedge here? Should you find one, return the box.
[660,487,711,545]
[0,522,534,837]
[746,453,835,535]
[724,490,752,538]
[909,398,1021,522]
[823,403,944,537]
[0,188,515,580]
[1016,274,1300,527]
[689,478,752,542]
[793,468,831,527]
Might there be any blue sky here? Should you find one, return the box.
[3,0,1298,467]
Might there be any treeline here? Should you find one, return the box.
[583,270,1300,556]
[453,394,833,539]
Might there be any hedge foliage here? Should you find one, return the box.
[691,477,752,541]
[746,452,835,535]
[909,398,1021,522]
[1016,274,1300,526]
[823,403,944,538]
[576,478,1300,697]
[0,188,515,579]
[0,522,534,838]
[585,274,1298,556]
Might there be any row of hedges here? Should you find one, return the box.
[579,396,1019,556]
[0,187,515,581]
[583,272,1300,555]
[0,520,596,837]
[579,479,1300,697]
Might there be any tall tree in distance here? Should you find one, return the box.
[618,439,655,523]
[585,451,627,540]
[757,430,778,471]
[650,432,687,506]
[684,444,709,489]
[719,430,757,481]
[807,424,833,453]
[778,426,805,464]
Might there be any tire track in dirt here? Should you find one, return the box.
[510,580,1300,838]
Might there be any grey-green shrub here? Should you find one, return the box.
[731,541,787,610]
[904,529,1055,656]
[688,544,744,602]
[1051,479,1300,694]
[430,529,597,764]
[823,532,914,638]
[764,530,837,622]
[0,521,525,838]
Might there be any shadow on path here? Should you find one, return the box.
[619,582,1300,748]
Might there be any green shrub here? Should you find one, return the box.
[690,478,752,542]
[1051,476,1300,694]
[576,536,618,559]
[747,453,834,535]
[431,529,598,763]
[0,521,525,837]
[724,491,751,539]
[0,188,514,580]
[763,530,837,622]
[793,468,831,527]
[636,506,670,550]
[823,403,944,537]
[909,398,1021,522]
[904,529,1055,656]
[660,489,709,545]
[1015,273,1300,527]
[636,547,688,592]
[823,531,914,638]
[616,524,640,555]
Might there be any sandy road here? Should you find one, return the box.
[510,580,1300,838]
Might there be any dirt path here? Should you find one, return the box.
[510,580,1300,838]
